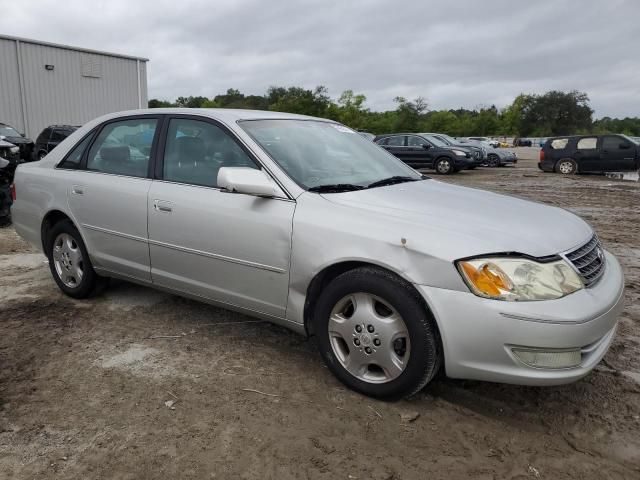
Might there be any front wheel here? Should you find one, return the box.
[313,267,442,400]
[434,157,454,175]
[46,220,107,298]
[488,155,500,167]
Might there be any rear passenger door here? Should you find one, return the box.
[574,137,599,172]
[147,115,295,318]
[600,135,637,171]
[66,115,160,281]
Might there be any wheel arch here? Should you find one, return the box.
[41,209,77,251]
[303,261,439,338]
[555,157,578,174]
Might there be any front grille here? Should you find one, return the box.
[565,235,605,286]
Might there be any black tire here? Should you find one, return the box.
[434,157,454,175]
[313,267,442,400]
[46,219,107,298]
[487,155,500,168]
[555,158,578,175]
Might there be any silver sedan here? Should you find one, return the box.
[11,109,624,399]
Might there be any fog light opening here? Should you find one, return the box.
[511,348,581,369]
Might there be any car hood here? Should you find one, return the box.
[322,180,592,260]
[1,136,33,145]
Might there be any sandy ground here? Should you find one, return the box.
[0,148,639,479]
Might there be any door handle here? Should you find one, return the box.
[154,200,173,213]
[71,185,84,195]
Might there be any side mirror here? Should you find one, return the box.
[217,167,280,197]
[21,133,26,138]
[422,143,431,149]
[0,136,5,141]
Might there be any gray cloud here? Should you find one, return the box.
[3,0,639,117]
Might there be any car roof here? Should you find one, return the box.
[90,108,330,124]
[546,134,619,140]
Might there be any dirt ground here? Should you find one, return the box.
[1,149,639,479]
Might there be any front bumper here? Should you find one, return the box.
[416,250,624,386]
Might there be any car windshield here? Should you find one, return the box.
[422,134,448,147]
[0,125,21,137]
[240,119,422,190]
[621,134,639,145]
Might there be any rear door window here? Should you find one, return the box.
[51,129,72,143]
[86,118,157,177]
[576,137,597,149]
[407,136,427,147]
[550,138,569,149]
[386,136,405,147]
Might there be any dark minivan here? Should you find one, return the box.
[34,125,79,160]
[374,133,475,174]
[539,134,640,174]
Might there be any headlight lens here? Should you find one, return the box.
[452,150,466,156]
[457,257,583,301]
[9,146,19,154]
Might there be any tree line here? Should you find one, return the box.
[149,87,640,137]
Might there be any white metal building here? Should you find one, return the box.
[0,34,148,140]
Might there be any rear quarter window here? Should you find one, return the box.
[550,138,569,149]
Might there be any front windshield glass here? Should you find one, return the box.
[621,134,639,145]
[240,120,421,189]
[422,134,448,147]
[0,125,21,137]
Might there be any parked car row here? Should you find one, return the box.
[369,132,518,174]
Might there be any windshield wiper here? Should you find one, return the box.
[366,176,421,189]
[308,183,365,193]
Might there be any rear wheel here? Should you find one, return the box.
[434,157,454,175]
[313,267,442,400]
[555,158,577,175]
[46,220,107,298]
[488,154,500,168]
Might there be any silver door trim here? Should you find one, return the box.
[83,223,285,273]
[82,223,148,243]
[147,238,286,274]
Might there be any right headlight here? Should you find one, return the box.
[456,257,583,301]
[452,150,467,157]
[9,146,19,154]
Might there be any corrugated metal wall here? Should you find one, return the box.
[0,37,148,140]
[0,39,26,134]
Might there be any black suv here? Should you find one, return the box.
[0,123,34,162]
[539,134,640,174]
[374,133,475,174]
[34,125,79,160]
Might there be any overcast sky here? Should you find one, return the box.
[2,0,639,117]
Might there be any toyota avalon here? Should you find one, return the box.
[11,109,624,399]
